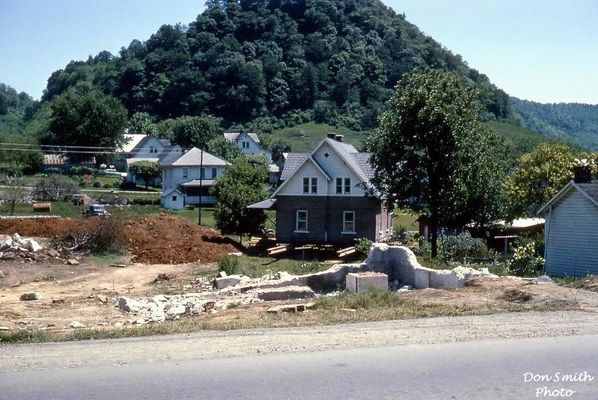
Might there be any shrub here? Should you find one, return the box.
[33,175,78,201]
[218,254,240,275]
[354,237,373,256]
[92,181,102,188]
[78,179,87,187]
[439,231,488,261]
[58,218,124,255]
[507,240,544,277]
[103,183,112,189]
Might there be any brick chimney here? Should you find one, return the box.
[334,134,344,142]
[326,133,336,139]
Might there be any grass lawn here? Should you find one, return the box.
[271,122,369,152]
[217,255,331,278]
[393,210,418,232]
[0,201,82,218]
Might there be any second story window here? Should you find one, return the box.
[344,178,351,194]
[182,168,188,178]
[211,167,217,178]
[242,141,249,149]
[303,177,318,194]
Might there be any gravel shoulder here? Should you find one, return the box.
[2,310,597,372]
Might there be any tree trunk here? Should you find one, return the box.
[144,179,149,190]
[429,213,439,258]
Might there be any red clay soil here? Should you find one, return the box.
[0,215,239,264]
[121,215,239,264]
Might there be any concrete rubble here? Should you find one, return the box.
[20,292,42,301]
[367,244,497,289]
[346,272,388,293]
[0,233,43,260]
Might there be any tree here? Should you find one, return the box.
[45,89,128,164]
[168,116,221,148]
[368,69,507,258]
[206,137,243,162]
[211,155,269,237]
[128,161,161,189]
[504,143,584,217]
[1,176,28,216]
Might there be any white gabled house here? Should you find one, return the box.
[160,147,229,210]
[224,132,272,161]
[249,134,393,245]
[123,135,182,187]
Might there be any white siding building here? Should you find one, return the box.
[160,148,229,210]
[539,180,598,277]
[224,132,271,161]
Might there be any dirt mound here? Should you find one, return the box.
[121,215,239,264]
[0,215,240,264]
[0,218,81,238]
[569,276,598,293]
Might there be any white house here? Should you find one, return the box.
[224,132,272,161]
[160,147,229,210]
[124,135,182,187]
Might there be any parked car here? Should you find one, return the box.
[82,204,111,218]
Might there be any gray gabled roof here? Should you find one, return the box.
[224,132,260,144]
[160,147,229,167]
[538,180,598,214]
[278,138,375,189]
[280,153,309,181]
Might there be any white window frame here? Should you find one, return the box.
[303,177,310,193]
[310,177,318,194]
[182,168,188,178]
[295,210,308,233]
[342,211,356,234]
[344,177,351,194]
[336,177,343,194]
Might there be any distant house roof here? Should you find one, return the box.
[247,198,277,209]
[538,180,598,214]
[120,134,147,153]
[181,179,217,187]
[224,132,260,144]
[160,147,229,167]
[43,154,95,166]
[162,188,183,198]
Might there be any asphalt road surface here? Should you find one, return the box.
[2,334,597,400]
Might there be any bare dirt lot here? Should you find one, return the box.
[2,215,598,337]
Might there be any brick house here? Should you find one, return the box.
[250,134,393,245]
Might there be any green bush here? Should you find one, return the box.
[354,237,373,256]
[218,254,240,275]
[439,231,488,261]
[507,240,544,277]
[92,181,102,188]
[78,179,87,187]
[103,183,112,189]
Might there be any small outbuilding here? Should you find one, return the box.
[538,179,598,277]
[161,188,184,210]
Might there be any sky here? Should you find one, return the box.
[0,0,597,104]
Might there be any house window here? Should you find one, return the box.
[172,196,177,202]
[343,211,356,233]
[296,210,308,232]
[336,178,343,194]
[182,168,188,178]
[201,168,205,179]
[242,141,250,149]
[150,146,156,154]
[211,167,217,178]
[344,178,351,194]
[311,177,318,193]
[303,177,318,194]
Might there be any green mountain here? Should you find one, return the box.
[511,97,598,150]
[37,0,510,130]
[0,84,38,140]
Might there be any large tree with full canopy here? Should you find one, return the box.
[368,69,507,257]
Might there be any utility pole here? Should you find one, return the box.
[198,148,203,225]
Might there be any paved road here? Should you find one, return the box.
[2,334,597,400]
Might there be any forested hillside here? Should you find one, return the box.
[512,97,598,150]
[0,84,38,139]
[38,0,510,131]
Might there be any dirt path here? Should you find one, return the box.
[1,311,597,372]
